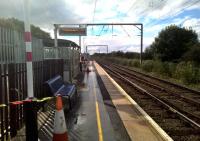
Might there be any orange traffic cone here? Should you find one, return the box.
[53,95,68,141]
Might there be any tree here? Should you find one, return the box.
[149,25,198,62]
[144,46,154,60]
[109,51,140,59]
[0,18,51,39]
[182,43,200,64]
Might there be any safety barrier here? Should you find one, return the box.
[0,96,54,140]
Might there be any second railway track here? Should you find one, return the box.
[99,62,200,141]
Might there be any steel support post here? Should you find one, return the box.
[24,0,34,98]
[24,1,38,140]
[140,24,143,64]
[54,25,59,59]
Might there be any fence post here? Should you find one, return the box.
[10,104,18,137]
[23,0,38,140]
[24,0,34,98]
[24,100,38,141]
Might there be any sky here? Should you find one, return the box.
[0,0,200,54]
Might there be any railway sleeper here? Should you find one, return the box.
[112,64,200,95]
[160,99,200,123]
[103,63,200,140]
[111,64,200,105]
[147,111,169,118]
[166,128,200,136]
[180,96,200,107]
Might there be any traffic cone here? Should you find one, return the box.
[53,95,68,141]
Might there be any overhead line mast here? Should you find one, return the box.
[54,23,143,64]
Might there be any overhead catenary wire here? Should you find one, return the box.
[125,0,137,15]
[149,0,200,26]
[92,0,98,32]
[98,25,105,36]
[120,25,131,37]
[92,0,98,23]
[103,25,109,35]
[168,0,200,18]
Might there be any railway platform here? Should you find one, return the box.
[65,61,171,141]
[11,61,172,141]
[66,61,130,141]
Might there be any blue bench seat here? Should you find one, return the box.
[45,75,77,110]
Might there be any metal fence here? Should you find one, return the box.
[44,46,80,82]
[0,27,79,140]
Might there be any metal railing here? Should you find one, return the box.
[0,26,80,140]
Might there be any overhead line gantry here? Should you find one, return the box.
[54,23,143,64]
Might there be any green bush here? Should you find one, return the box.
[151,61,173,77]
[141,60,173,76]
[107,57,118,64]
[141,60,154,72]
[182,43,200,64]
[99,56,200,85]
[168,62,176,77]
[112,58,119,64]
[120,59,129,66]
[175,62,200,84]
[130,59,140,68]
[152,61,165,74]
[127,59,132,66]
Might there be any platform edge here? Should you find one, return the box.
[95,62,173,141]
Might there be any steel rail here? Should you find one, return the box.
[103,64,200,129]
[113,64,200,95]
[111,64,200,107]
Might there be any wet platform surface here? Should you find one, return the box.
[67,61,167,141]
[68,62,119,141]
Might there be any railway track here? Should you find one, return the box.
[112,63,200,95]
[110,64,200,123]
[99,62,200,141]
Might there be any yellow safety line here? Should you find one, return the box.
[93,76,104,141]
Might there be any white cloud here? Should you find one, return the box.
[1,0,199,26]
[0,0,199,52]
[182,18,200,35]
[80,35,143,53]
[183,18,200,27]
[136,0,200,21]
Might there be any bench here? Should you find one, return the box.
[45,75,77,110]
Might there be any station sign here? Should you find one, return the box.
[59,27,87,36]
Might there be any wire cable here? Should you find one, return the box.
[98,25,105,36]
[92,0,97,23]
[149,0,200,26]
[121,25,131,37]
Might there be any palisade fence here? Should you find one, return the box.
[0,27,80,140]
